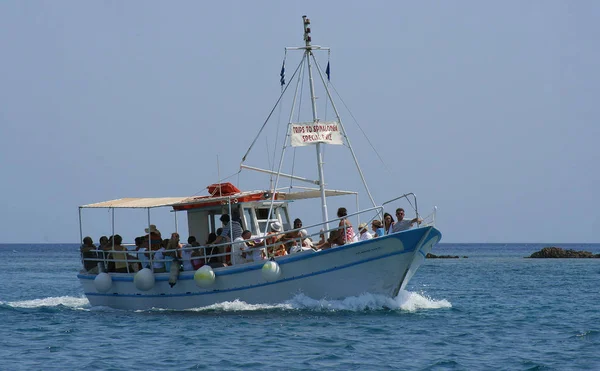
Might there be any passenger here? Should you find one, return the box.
[135,236,150,269]
[80,236,98,273]
[300,229,314,249]
[231,230,252,265]
[213,214,243,244]
[371,220,386,238]
[187,236,204,270]
[206,232,217,245]
[102,236,116,272]
[212,214,242,265]
[151,238,168,273]
[290,229,314,253]
[98,235,109,250]
[337,207,357,243]
[391,208,423,233]
[282,218,303,252]
[266,222,287,257]
[358,223,373,241]
[179,235,195,271]
[242,237,265,262]
[314,229,343,250]
[110,234,130,273]
[143,224,162,251]
[96,236,109,272]
[383,213,395,235]
[166,233,182,257]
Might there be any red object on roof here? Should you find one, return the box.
[207,182,241,196]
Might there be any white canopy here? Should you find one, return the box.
[80,197,191,209]
[80,189,357,210]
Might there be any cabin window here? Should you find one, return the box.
[256,207,281,234]
[242,208,256,234]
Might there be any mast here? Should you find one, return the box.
[303,15,329,227]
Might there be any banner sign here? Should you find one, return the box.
[290,121,343,147]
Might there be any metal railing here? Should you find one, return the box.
[80,195,435,274]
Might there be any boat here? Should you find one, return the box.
[77,16,442,310]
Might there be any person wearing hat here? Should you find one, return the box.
[143,224,162,250]
[265,222,287,257]
[371,220,386,238]
[290,229,314,253]
[358,223,373,241]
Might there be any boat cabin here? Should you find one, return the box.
[173,183,292,243]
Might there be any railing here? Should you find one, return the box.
[80,196,435,274]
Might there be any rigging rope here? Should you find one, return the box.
[270,52,288,188]
[327,82,393,176]
[241,56,304,164]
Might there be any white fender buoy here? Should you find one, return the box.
[94,272,112,292]
[194,265,215,288]
[262,260,281,282]
[134,268,155,291]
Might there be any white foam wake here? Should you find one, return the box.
[185,290,451,312]
[186,299,294,312]
[2,296,90,310]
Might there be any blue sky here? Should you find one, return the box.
[0,1,598,243]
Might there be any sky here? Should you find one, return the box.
[0,1,598,243]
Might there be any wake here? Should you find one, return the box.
[1,296,90,310]
[0,290,451,313]
[188,290,451,312]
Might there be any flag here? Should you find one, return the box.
[280,61,285,86]
[326,61,330,81]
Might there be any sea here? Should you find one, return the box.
[0,243,599,370]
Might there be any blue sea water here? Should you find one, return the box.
[1,243,599,370]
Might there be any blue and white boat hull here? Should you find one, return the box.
[78,226,441,310]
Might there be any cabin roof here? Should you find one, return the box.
[79,197,192,209]
[79,189,357,209]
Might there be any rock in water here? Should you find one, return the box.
[426,253,461,259]
[528,247,600,258]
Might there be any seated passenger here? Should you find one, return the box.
[187,236,204,270]
[98,235,109,250]
[95,235,109,272]
[205,232,217,245]
[391,208,423,233]
[267,222,287,257]
[109,234,131,273]
[290,229,314,253]
[179,236,200,271]
[231,230,253,265]
[314,229,344,250]
[282,218,304,252]
[358,223,373,241]
[151,239,168,273]
[337,207,357,243]
[143,224,162,251]
[102,235,116,272]
[80,236,98,273]
[165,233,182,257]
[383,213,395,235]
[371,220,386,238]
[135,236,150,270]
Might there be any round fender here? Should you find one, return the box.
[262,260,281,282]
[194,265,215,288]
[94,272,112,292]
[134,268,155,291]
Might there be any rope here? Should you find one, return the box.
[241,56,304,164]
[328,81,394,176]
